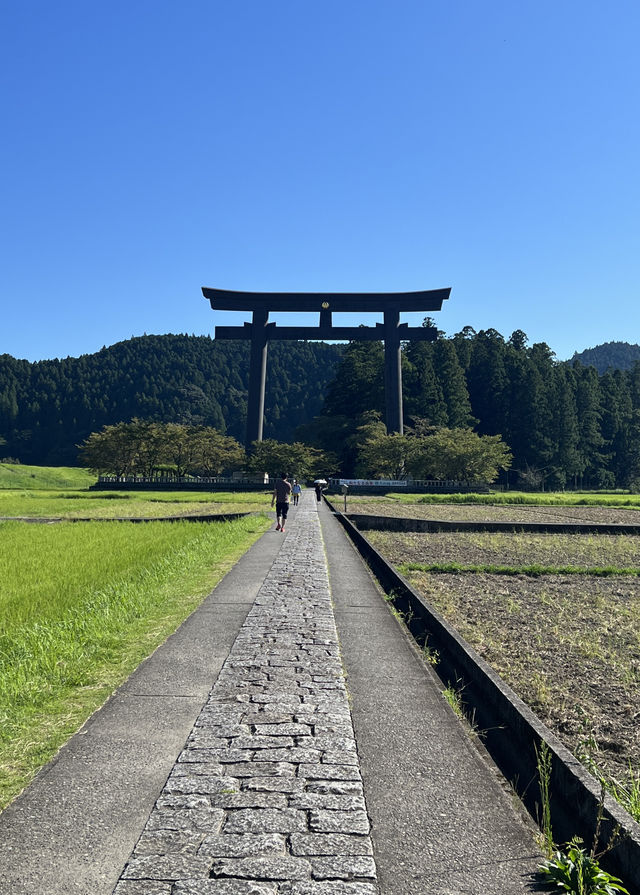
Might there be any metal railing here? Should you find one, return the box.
[328,478,490,492]
[97,475,268,484]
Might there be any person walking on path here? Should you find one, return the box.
[291,479,302,505]
[271,471,292,532]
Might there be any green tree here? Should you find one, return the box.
[433,339,474,428]
[406,428,512,484]
[503,338,553,478]
[547,365,581,489]
[78,421,141,476]
[130,419,166,477]
[0,335,343,465]
[450,325,476,372]
[599,369,630,488]
[192,428,245,476]
[573,363,605,488]
[466,329,509,437]
[356,435,411,478]
[350,412,412,479]
[160,423,199,477]
[79,420,246,478]
[404,341,448,426]
[246,439,335,482]
[295,413,364,477]
[322,341,384,420]
[508,329,528,351]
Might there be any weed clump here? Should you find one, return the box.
[536,742,629,895]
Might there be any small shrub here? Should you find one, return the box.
[539,838,629,894]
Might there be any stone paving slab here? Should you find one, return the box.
[114,494,378,894]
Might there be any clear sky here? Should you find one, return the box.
[1,1,638,363]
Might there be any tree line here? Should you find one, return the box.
[3,328,640,488]
[78,418,510,486]
[300,326,640,489]
[79,420,332,482]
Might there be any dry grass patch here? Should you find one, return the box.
[369,530,640,570]
[347,497,640,525]
[403,571,640,781]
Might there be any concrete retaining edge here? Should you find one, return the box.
[347,512,640,535]
[326,499,640,892]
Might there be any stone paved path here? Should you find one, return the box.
[114,492,377,895]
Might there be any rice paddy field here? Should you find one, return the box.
[0,463,273,518]
[0,483,271,810]
[0,489,272,519]
[362,496,640,821]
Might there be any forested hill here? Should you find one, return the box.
[571,342,640,373]
[0,334,343,466]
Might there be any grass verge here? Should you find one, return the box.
[415,491,640,507]
[347,491,640,508]
[0,514,270,810]
[399,561,640,577]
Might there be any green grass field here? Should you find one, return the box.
[0,463,96,490]
[0,464,273,517]
[0,463,271,519]
[0,489,272,518]
[0,512,271,809]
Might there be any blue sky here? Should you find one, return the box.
[1,1,638,362]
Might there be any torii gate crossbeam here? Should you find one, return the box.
[202,287,451,450]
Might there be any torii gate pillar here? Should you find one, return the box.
[246,309,269,445]
[384,308,403,434]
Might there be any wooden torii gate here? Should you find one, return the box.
[202,287,450,450]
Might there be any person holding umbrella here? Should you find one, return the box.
[314,478,327,502]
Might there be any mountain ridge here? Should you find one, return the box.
[571,341,640,373]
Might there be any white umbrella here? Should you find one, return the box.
[313,479,327,485]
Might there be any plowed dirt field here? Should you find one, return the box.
[365,513,640,798]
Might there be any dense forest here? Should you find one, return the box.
[2,328,640,488]
[302,327,640,489]
[0,335,343,465]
